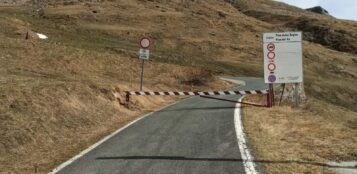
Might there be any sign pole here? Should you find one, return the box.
[279,83,286,106]
[269,84,274,107]
[138,35,152,91]
[293,83,299,107]
[140,59,145,91]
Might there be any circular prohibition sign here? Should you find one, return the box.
[267,52,276,59]
[267,43,275,51]
[268,63,276,71]
[140,36,152,49]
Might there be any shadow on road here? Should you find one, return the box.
[155,106,237,112]
[96,156,356,169]
[153,106,262,112]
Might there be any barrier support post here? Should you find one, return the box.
[125,93,130,108]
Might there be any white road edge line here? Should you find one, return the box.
[49,99,184,174]
[234,96,259,174]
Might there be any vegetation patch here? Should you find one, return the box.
[243,95,357,174]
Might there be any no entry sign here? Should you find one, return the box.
[263,32,303,84]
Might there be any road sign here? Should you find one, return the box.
[139,48,150,60]
[140,36,151,49]
[267,52,275,59]
[267,43,275,51]
[263,32,303,84]
[138,36,152,91]
[268,75,277,83]
[268,63,276,71]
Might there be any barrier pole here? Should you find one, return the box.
[125,93,130,108]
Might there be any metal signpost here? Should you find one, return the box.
[139,36,152,91]
[263,31,303,107]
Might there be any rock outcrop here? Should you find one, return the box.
[306,6,330,15]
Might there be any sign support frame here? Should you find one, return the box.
[279,83,286,106]
[138,35,152,91]
[293,83,299,107]
[263,31,304,107]
[140,59,145,91]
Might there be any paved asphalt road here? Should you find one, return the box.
[55,77,267,174]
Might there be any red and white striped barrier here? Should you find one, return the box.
[123,89,272,108]
[125,90,269,96]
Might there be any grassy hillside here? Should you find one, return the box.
[0,0,356,173]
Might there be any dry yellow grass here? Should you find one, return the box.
[243,95,357,174]
[0,38,232,173]
[0,8,233,173]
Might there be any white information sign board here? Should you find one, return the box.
[263,32,303,84]
[139,48,150,60]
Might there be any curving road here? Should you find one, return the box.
[52,77,267,174]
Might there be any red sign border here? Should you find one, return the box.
[268,63,276,71]
[267,43,275,51]
[267,52,276,59]
[140,36,152,49]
